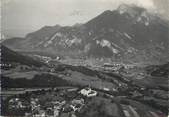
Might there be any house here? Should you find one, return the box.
[25,112,32,117]
[33,110,46,117]
[79,88,97,97]
[70,104,82,112]
[1,63,12,69]
[53,100,66,108]
[8,98,30,109]
[54,105,60,117]
[72,99,84,105]
[80,88,91,96]
[103,87,110,91]
[70,98,84,112]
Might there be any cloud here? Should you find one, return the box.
[152,0,169,20]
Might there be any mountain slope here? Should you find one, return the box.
[2,4,169,62]
[1,45,46,67]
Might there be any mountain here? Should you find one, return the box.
[2,4,169,62]
[1,45,46,67]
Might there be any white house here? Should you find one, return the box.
[79,88,97,97]
[103,87,110,91]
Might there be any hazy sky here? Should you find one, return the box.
[1,0,169,38]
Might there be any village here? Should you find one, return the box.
[2,85,167,117]
[2,87,98,117]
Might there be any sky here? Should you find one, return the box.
[1,0,169,38]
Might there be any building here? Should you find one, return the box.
[79,88,97,97]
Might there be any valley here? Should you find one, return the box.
[1,45,169,117]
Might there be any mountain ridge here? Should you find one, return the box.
[2,4,169,63]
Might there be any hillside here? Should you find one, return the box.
[1,45,46,67]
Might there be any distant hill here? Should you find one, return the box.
[1,45,46,67]
[2,4,169,63]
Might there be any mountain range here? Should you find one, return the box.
[2,4,169,63]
